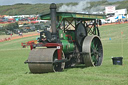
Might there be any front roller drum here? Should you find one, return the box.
[82,35,103,67]
[27,48,65,73]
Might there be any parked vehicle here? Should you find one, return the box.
[106,17,117,23]
[13,29,20,34]
[5,30,13,35]
[20,29,28,33]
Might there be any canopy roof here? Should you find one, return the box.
[40,12,106,21]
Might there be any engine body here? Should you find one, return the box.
[24,3,105,73]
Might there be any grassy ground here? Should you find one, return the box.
[0,23,128,85]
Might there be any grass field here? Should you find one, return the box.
[0,23,128,85]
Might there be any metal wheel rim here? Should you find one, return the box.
[28,48,65,73]
[82,35,103,67]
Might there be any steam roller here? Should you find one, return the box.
[24,3,106,73]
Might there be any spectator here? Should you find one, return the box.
[37,30,40,33]
[10,33,12,37]
[20,32,23,37]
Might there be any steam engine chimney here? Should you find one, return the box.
[50,3,57,34]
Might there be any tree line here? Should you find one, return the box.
[0,0,128,15]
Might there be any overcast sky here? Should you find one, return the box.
[0,0,124,5]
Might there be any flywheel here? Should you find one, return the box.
[75,23,87,47]
[82,35,103,67]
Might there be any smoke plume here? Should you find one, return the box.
[58,0,90,12]
[89,6,105,14]
[58,0,105,14]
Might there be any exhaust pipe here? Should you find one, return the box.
[50,3,57,34]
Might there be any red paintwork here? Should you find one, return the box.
[21,40,37,48]
[30,43,62,60]
[65,35,75,42]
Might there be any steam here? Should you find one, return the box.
[89,6,105,14]
[58,0,104,14]
[58,0,90,12]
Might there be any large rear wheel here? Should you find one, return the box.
[82,35,103,67]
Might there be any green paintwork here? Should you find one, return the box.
[40,12,106,20]
[58,30,68,40]
[91,41,98,63]
[40,11,105,54]
[58,29,75,53]
[65,31,75,41]
[58,29,75,41]
[61,40,74,53]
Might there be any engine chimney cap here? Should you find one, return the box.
[50,3,57,9]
